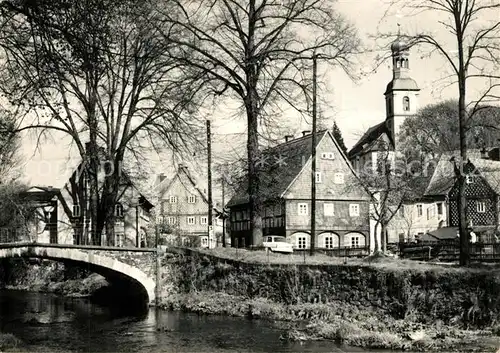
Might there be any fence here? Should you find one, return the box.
[398,241,500,262]
[248,245,370,258]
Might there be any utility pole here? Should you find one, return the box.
[207,119,213,248]
[221,171,226,247]
[310,54,317,256]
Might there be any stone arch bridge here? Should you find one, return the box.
[0,243,160,305]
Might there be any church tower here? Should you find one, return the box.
[384,33,420,152]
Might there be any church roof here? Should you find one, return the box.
[348,120,394,159]
[385,78,420,94]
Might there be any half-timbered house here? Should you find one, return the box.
[226,130,372,249]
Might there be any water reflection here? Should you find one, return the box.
[0,290,361,352]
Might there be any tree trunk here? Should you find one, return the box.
[457,29,469,266]
[373,220,380,253]
[381,222,387,253]
[458,90,469,265]
[247,106,262,247]
[87,142,101,245]
[245,0,262,248]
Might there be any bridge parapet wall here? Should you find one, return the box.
[0,243,159,304]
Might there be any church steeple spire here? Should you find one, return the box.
[384,26,420,152]
[390,28,410,79]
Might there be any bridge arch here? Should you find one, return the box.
[0,245,156,305]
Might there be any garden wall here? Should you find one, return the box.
[160,250,500,328]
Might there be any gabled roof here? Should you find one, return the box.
[348,120,394,159]
[421,227,458,242]
[226,131,326,207]
[424,149,498,197]
[19,186,61,203]
[159,166,225,216]
[471,158,500,195]
[226,130,369,207]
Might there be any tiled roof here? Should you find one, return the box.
[158,166,225,216]
[471,158,500,195]
[348,120,393,159]
[226,130,365,207]
[424,149,494,197]
[226,131,325,207]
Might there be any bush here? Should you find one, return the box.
[0,333,21,350]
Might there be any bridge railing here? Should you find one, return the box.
[0,227,31,244]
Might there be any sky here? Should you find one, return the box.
[17,0,494,192]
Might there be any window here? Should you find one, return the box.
[324,236,335,249]
[437,203,443,216]
[169,196,178,203]
[201,237,208,247]
[351,236,360,248]
[200,216,208,225]
[334,173,344,184]
[466,175,474,184]
[116,233,124,247]
[298,203,308,216]
[72,204,81,217]
[315,172,322,183]
[416,204,423,217]
[274,204,282,216]
[321,152,335,160]
[477,201,486,213]
[349,204,360,217]
[297,236,307,249]
[403,96,410,111]
[324,203,335,216]
[115,203,124,217]
[188,195,196,203]
[187,216,195,225]
[167,217,176,224]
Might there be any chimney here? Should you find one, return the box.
[285,135,293,142]
[302,130,311,137]
[178,163,187,171]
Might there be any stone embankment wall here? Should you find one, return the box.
[160,250,500,329]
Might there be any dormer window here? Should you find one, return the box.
[188,195,196,203]
[403,96,410,111]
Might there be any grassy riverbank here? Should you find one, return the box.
[157,248,500,352]
[0,333,22,351]
[160,290,497,352]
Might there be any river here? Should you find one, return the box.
[0,290,362,352]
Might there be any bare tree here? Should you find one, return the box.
[381,0,500,265]
[0,0,203,245]
[353,140,423,253]
[399,100,500,159]
[160,0,361,246]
